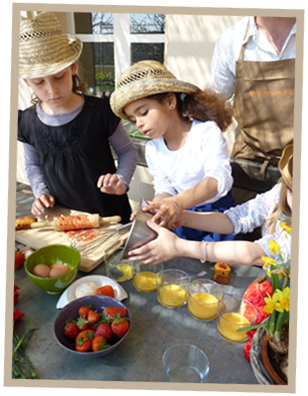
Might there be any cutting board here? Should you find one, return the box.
[15,206,124,273]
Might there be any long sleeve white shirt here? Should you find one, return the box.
[145,120,233,206]
[209,16,296,99]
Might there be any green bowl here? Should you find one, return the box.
[24,245,80,295]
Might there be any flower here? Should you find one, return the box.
[13,308,25,322]
[280,222,291,235]
[268,240,281,255]
[14,285,20,305]
[239,226,291,361]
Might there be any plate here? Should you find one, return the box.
[56,275,128,309]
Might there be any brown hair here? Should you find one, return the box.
[150,88,233,132]
[30,66,88,105]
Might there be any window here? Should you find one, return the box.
[71,12,165,97]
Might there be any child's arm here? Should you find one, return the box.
[97,122,137,195]
[174,210,235,234]
[128,220,264,267]
[145,177,219,227]
[23,143,55,215]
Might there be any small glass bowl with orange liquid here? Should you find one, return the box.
[156,269,190,309]
[217,294,257,343]
[187,279,223,321]
[132,262,164,292]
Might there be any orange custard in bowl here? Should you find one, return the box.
[158,284,187,308]
[217,312,250,342]
[133,271,158,292]
[188,292,219,320]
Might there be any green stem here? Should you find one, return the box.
[270,272,280,293]
[267,310,278,337]
[274,311,289,342]
[236,323,264,332]
[22,353,37,379]
[12,326,37,357]
[12,361,26,379]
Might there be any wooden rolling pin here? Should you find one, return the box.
[30,214,121,231]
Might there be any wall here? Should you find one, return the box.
[16,12,244,212]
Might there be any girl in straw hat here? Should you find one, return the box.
[111,60,239,242]
[128,144,292,267]
[18,12,137,223]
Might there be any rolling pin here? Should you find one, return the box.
[29,214,122,231]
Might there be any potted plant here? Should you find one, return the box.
[239,226,291,384]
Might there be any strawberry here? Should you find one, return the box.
[76,315,89,331]
[95,285,115,298]
[111,318,129,338]
[76,329,95,342]
[94,322,113,341]
[15,251,25,270]
[92,336,109,352]
[78,305,92,319]
[64,320,79,338]
[75,336,91,352]
[87,309,100,324]
[103,307,127,322]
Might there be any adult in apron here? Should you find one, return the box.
[231,18,295,179]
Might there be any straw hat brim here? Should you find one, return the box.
[110,78,200,120]
[19,34,83,79]
[278,144,293,189]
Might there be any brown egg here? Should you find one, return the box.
[32,264,51,278]
[49,264,71,278]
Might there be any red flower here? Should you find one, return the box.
[13,308,25,322]
[14,285,20,305]
[243,280,273,362]
[244,340,252,363]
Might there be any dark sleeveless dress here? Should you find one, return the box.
[18,95,132,224]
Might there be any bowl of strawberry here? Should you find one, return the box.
[53,295,131,356]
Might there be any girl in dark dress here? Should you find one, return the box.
[18,12,137,223]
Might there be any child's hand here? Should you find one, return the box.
[143,198,182,229]
[97,174,127,195]
[31,194,55,216]
[127,221,179,265]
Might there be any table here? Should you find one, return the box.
[13,189,264,384]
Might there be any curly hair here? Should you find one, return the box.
[149,88,233,132]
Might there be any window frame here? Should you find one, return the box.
[66,12,165,80]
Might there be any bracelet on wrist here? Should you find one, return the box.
[200,241,208,263]
[172,201,180,210]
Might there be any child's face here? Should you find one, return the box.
[286,188,292,211]
[124,95,176,139]
[24,62,78,114]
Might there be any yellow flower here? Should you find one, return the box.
[261,256,277,269]
[268,240,281,256]
[279,287,290,312]
[264,292,281,314]
[280,222,292,235]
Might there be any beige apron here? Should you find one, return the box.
[232,22,294,171]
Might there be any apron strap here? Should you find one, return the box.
[237,19,250,61]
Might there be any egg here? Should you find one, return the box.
[49,264,71,278]
[32,264,50,278]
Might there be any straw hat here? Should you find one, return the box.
[278,144,293,190]
[19,12,82,79]
[110,60,200,120]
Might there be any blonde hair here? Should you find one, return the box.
[265,177,292,234]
